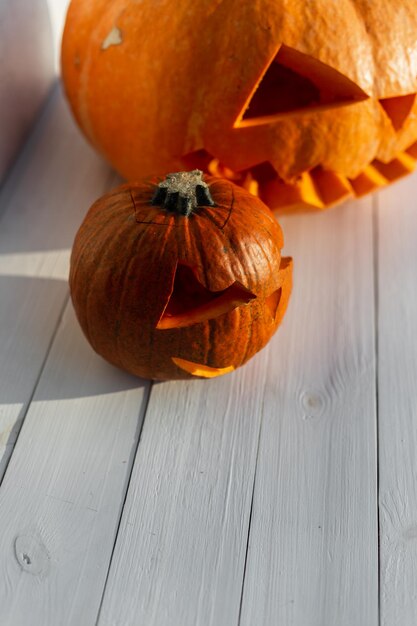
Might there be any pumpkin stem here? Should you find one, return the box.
[151,170,215,216]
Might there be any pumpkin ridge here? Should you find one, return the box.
[249,226,278,294]
[113,226,154,371]
[198,205,230,232]
[88,215,146,357]
[70,204,126,329]
[220,183,234,231]
[196,177,235,230]
[188,204,239,291]
[81,232,117,352]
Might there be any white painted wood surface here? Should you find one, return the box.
[97,360,266,626]
[377,177,417,626]
[0,0,55,184]
[0,89,113,480]
[96,200,379,626]
[239,202,379,626]
[1,68,417,626]
[46,0,71,70]
[0,304,150,626]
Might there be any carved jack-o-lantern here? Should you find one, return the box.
[62,0,417,212]
[69,172,292,380]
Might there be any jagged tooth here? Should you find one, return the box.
[258,178,299,211]
[396,151,417,171]
[349,165,388,197]
[207,158,222,177]
[310,168,353,206]
[259,171,324,213]
[297,172,325,209]
[241,173,259,196]
[405,141,417,160]
[204,146,417,213]
[207,158,237,181]
[207,159,259,196]
[371,155,415,182]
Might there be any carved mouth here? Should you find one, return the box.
[171,357,235,378]
[183,138,417,212]
[156,263,256,330]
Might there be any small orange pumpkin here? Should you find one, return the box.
[69,171,292,380]
[62,0,417,213]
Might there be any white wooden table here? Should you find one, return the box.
[2,6,417,626]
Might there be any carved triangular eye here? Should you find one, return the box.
[156,263,256,329]
[236,44,368,128]
[379,94,416,131]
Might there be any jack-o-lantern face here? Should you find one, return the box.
[61,0,417,213]
[69,172,292,380]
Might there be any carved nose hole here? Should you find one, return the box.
[379,94,416,131]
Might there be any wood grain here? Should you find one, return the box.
[1,38,416,622]
[0,88,113,481]
[97,361,268,626]
[0,304,150,625]
[239,200,379,626]
[96,198,379,626]
[377,173,417,626]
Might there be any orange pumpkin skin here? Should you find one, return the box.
[69,173,292,380]
[61,0,417,213]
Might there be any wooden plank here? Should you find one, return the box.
[377,173,417,626]
[239,200,379,626]
[46,0,71,71]
[97,360,268,626]
[0,303,150,625]
[0,0,54,183]
[0,87,113,480]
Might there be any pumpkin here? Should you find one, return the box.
[61,0,417,213]
[69,171,292,380]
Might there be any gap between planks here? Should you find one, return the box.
[376,173,417,626]
[96,197,379,626]
[0,82,154,626]
[0,83,116,482]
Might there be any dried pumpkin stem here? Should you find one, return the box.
[151,170,215,216]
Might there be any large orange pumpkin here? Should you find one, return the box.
[62,0,417,213]
[69,171,292,380]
